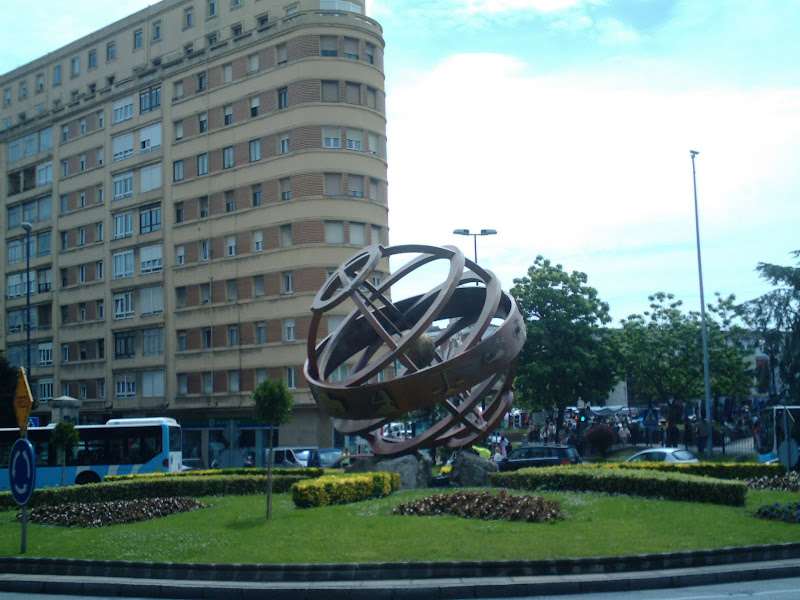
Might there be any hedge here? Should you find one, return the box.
[611,461,783,480]
[0,474,308,510]
[291,472,401,508]
[489,466,747,506]
[104,467,320,482]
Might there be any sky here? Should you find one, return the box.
[2,0,798,323]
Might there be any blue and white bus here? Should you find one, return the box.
[1,417,182,489]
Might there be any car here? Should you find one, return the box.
[267,447,316,468]
[497,444,582,472]
[329,453,373,470]
[625,448,699,463]
[306,448,344,468]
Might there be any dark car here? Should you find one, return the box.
[498,444,581,472]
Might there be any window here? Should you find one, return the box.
[113,171,134,199]
[324,173,342,196]
[320,36,338,57]
[38,267,52,292]
[344,38,359,60]
[153,21,162,41]
[253,275,265,297]
[115,331,136,358]
[199,197,209,217]
[248,54,259,73]
[252,185,262,206]
[61,232,68,250]
[323,126,341,148]
[285,367,297,389]
[97,147,104,165]
[173,160,184,181]
[113,132,134,161]
[34,161,52,186]
[139,86,161,113]
[249,139,261,162]
[113,96,134,123]
[226,235,237,256]
[280,224,292,247]
[203,328,212,348]
[256,321,267,344]
[97,260,104,280]
[280,178,291,200]
[325,220,344,243]
[321,81,339,102]
[140,244,163,273]
[115,373,136,398]
[225,191,236,212]
[278,87,288,108]
[53,65,62,85]
[96,223,104,241]
[346,128,363,151]
[133,29,143,49]
[62,343,71,363]
[7,240,21,264]
[277,44,287,65]
[143,328,164,356]
[208,0,217,16]
[371,224,381,245]
[140,285,163,315]
[71,56,80,77]
[350,222,366,245]
[197,153,208,175]
[366,43,375,64]
[99,185,105,203]
[114,213,133,240]
[177,331,187,351]
[106,41,116,61]
[228,325,240,346]
[139,203,161,233]
[175,287,186,308]
[114,291,134,319]
[348,175,364,197]
[366,86,377,109]
[19,81,27,99]
[232,23,243,36]
[175,120,184,139]
[78,265,87,283]
[60,194,68,214]
[283,272,294,294]
[80,118,87,135]
[6,274,22,299]
[199,113,208,132]
[223,146,234,168]
[185,6,195,27]
[200,239,210,261]
[250,96,260,117]
[113,250,134,279]
[368,131,379,155]
[38,343,53,367]
[176,245,185,265]
[284,318,296,342]
[62,160,69,177]
[346,82,361,104]
[140,163,162,192]
[197,72,207,91]
[174,81,184,101]
[40,126,53,150]
[224,104,233,125]
[279,135,290,154]
[78,227,86,246]
[89,49,97,69]
[253,230,263,251]
[201,283,211,305]
[223,64,232,84]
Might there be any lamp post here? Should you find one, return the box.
[22,221,33,381]
[690,151,713,459]
[452,228,497,264]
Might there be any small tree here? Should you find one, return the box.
[253,378,294,519]
[584,423,617,457]
[50,422,80,487]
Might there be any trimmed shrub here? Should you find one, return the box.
[611,461,783,481]
[393,490,562,522]
[104,467,319,482]
[490,466,747,506]
[291,472,400,508]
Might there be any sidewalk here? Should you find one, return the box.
[2,543,800,599]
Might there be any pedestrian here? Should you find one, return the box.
[618,424,630,445]
[696,419,709,456]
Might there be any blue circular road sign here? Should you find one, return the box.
[9,438,36,505]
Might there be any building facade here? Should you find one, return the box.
[0,0,389,467]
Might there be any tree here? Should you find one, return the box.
[510,256,619,437]
[50,422,80,487]
[620,292,752,422]
[741,250,800,403]
[0,352,19,428]
[252,378,294,519]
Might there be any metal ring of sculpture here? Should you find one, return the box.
[304,243,526,455]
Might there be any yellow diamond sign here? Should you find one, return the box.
[14,367,34,437]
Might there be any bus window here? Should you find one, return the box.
[169,426,182,453]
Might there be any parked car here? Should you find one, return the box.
[306,448,344,468]
[625,448,699,463]
[267,447,316,468]
[329,453,373,470]
[497,444,582,472]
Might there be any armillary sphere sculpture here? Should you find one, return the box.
[303,243,526,455]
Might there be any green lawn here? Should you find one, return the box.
[1,488,797,563]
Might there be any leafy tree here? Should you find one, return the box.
[0,352,19,428]
[620,292,752,421]
[584,423,617,457]
[741,250,800,403]
[253,378,294,519]
[50,422,80,487]
[510,256,619,437]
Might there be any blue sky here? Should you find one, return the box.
[2,1,798,322]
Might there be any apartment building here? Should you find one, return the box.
[0,0,389,466]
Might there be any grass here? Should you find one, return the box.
[1,488,798,563]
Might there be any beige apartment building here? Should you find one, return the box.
[0,0,389,466]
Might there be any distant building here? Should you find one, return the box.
[0,0,389,467]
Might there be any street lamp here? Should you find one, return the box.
[452,228,497,264]
[690,151,713,459]
[22,221,33,382]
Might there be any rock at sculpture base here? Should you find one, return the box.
[348,452,433,489]
[449,451,498,487]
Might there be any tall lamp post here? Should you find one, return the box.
[452,228,497,264]
[690,151,713,459]
[22,221,33,382]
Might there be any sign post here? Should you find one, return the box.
[10,367,35,553]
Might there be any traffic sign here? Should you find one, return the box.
[9,438,36,505]
[641,409,658,429]
[778,439,799,469]
[14,368,34,437]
